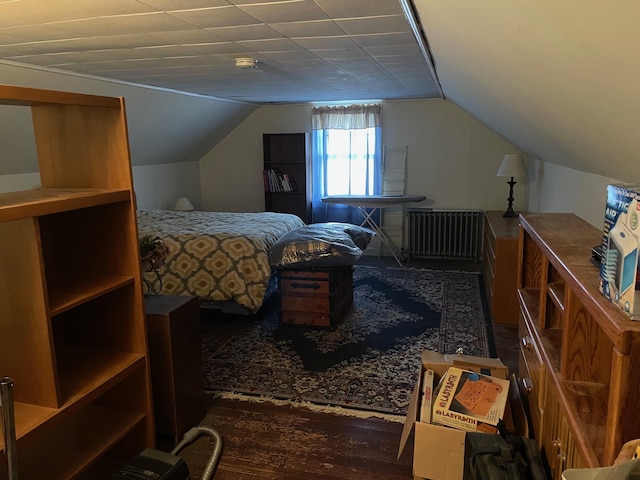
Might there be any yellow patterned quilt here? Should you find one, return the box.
[137,209,305,312]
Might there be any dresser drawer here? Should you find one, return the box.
[519,315,544,437]
[518,346,543,436]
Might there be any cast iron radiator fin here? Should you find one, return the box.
[406,209,484,262]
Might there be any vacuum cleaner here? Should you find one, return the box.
[108,425,223,480]
[2,376,223,480]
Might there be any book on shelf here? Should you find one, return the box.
[283,173,297,191]
[264,168,298,192]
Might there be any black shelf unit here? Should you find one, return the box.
[263,133,311,223]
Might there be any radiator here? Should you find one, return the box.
[407,209,484,262]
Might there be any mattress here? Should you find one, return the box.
[137,209,305,313]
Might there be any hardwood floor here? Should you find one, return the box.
[169,398,414,479]
[160,257,519,479]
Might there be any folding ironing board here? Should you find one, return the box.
[321,194,427,266]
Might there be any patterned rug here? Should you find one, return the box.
[201,265,494,417]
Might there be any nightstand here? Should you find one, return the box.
[144,295,205,443]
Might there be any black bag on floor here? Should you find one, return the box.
[464,421,547,480]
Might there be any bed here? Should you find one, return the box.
[137,209,306,313]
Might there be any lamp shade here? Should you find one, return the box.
[497,153,527,178]
[174,197,194,211]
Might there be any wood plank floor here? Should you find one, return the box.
[170,398,414,479]
[162,257,519,479]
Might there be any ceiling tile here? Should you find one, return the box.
[205,24,282,41]
[293,36,355,50]
[0,0,156,26]
[352,32,417,48]
[313,0,404,18]
[169,5,261,28]
[236,37,303,52]
[141,0,232,9]
[335,15,411,36]
[270,19,344,37]
[238,0,329,23]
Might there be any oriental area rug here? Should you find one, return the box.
[201,265,494,418]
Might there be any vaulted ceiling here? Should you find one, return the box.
[0,0,637,182]
[411,0,639,182]
[0,0,441,103]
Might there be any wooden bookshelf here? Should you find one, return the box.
[263,133,311,223]
[0,84,154,478]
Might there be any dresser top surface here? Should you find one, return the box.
[485,210,523,238]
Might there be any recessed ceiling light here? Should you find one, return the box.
[235,57,257,69]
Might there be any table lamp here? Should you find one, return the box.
[496,154,527,217]
[174,197,195,211]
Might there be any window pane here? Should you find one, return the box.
[325,127,376,196]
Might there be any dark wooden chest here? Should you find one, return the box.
[277,266,354,328]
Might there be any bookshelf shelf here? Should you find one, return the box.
[263,133,311,223]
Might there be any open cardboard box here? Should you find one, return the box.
[397,350,509,480]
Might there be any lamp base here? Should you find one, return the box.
[503,177,517,218]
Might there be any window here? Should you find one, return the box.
[311,104,382,223]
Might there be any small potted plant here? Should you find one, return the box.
[139,235,170,294]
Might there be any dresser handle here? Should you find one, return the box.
[521,377,534,395]
[522,335,534,350]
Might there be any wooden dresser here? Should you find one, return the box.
[517,213,640,478]
[482,210,522,324]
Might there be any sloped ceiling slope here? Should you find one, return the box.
[0,62,256,174]
[413,0,640,182]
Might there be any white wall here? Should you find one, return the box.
[200,99,523,214]
[200,104,312,212]
[529,159,621,228]
[133,162,201,211]
[382,99,525,211]
[0,173,40,193]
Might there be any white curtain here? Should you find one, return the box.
[312,104,381,130]
[311,104,382,223]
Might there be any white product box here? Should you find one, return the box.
[599,183,640,319]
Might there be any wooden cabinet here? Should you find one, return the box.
[0,85,154,478]
[482,210,522,324]
[263,133,311,223]
[516,213,640,477]
[145,295,205,443]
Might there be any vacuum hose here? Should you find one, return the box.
[171,426,223,480]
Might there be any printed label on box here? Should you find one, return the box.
[432,366,509,433]
[600,183,640,320]
[419,368,435,423]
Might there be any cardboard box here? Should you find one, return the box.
[397,350,508,480]
[432,367,509,433]
[599,183,640,320]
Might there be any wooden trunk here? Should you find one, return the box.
[278,266,353,328]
